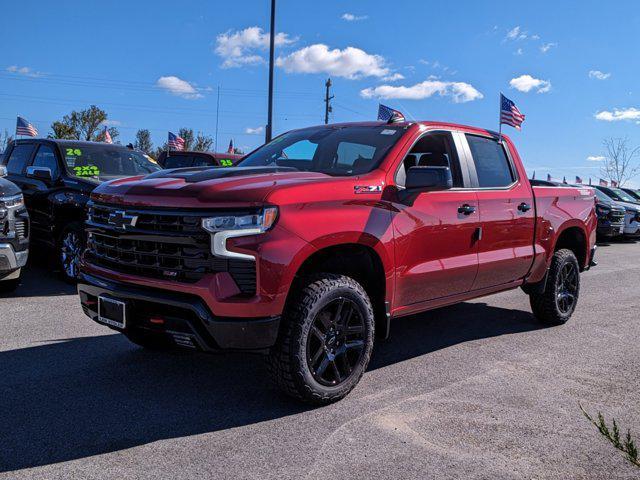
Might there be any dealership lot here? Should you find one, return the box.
[1,242,639,479]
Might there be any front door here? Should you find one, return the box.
[392,131,480,307]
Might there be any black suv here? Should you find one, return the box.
[0,166,29,292]
[1,139,161,281]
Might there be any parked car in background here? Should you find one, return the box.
[156,150,243,169]
[1,139,161,282]
[0,165,29,292]
[621,187,640,202]
[78,120,596,404]
[594,185,640,238]
[593,188,626,238]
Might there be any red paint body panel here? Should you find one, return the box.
[82,121,596,322]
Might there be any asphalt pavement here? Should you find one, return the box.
[1,241,639,479]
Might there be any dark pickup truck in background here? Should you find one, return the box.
[1,139,161,281]
[156,150,243,169]
[0,166,29,292]
[78,120,597,404]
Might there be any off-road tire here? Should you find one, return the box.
[268,274,375,405]
[529,248,580,325]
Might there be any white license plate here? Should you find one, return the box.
[98,296,127,329]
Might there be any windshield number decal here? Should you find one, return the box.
[73,165,100,177]
[219,159,233,167]
[66,148,82,156]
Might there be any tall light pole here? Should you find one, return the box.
[265,0,276,143]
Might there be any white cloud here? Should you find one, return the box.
[382,73,405,82]
[515,48,524,56]
[505,26,528,41]
[540,42,557,53]
[587,155,605,162]
[341,13,368,21]
[245,126,264,135]
[509,74,551,93]
[156,76,203,99]
[101,119,122,126]
[360,79,483,103]
[276,44,390,79]
[594,108,640,122]
[215,26,295,68]
[589,70,611,80]
[6,65,43,77]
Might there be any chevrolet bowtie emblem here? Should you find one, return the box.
[107,210,138,230]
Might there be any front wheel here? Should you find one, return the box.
[529,248,581,325]
[58,223,85,283]
[0,278,20,293]
[268,274,375,405]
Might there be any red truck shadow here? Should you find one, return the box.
[0,302,543,472]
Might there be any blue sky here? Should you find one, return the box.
[1,0,639,184]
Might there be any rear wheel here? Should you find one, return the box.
[58,223,85,283]
[529,248,580,325]
[268,274,375,405]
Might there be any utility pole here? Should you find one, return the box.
[324,78,334,124]
[215,85,220,152]
[265,0,276,143]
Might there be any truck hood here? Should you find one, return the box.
[91,166,335,208]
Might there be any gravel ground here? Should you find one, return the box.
[1,241,639,479]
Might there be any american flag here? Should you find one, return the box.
[227,139,234,154]
[500,94,525,130]
[16,116,38,137]
[168,132,185,151]
[599,178,608,187]
[377,104,405,123]
[575,176,583,184]
[611,180,618,187]
[102,126,113,144]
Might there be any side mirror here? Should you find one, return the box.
[405,166,453,191]
[0,165,6,177]
[26,166,53,182]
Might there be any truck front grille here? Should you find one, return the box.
[85,203,256,295]
[14,220,28,239]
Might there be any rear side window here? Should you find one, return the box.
[466,135,515,188]
[6,144,35,175]
[32,144,59,177]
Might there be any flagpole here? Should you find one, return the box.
[497,93,503,144]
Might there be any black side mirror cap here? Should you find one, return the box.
[405,166,453,191]
[26,166,53,182]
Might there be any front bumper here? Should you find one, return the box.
[0,243,28,278]
[78,272,281,351]
[597,222,625,237]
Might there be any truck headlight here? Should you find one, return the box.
[201,207,278,233]
[0,194,24,219]
[201,207,278,260]
[595,204,610,216]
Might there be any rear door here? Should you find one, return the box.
[461,134,535,289]
[392,130,480,307]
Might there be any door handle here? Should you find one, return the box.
[458,204,476,215]
[518,202,532,212]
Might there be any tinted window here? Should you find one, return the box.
[466,135,515,188]
[165,156,195,169]
[6,144,35,175]
[239,125,404,176]
[61,143,161,180]
[192,156,215,167]
[32,144,59,177]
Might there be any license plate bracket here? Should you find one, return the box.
[98,296,127,329]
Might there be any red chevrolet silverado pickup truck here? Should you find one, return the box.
[78,121,597,404]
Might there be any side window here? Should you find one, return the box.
[466,135,515,188]
[31,144,59,177]
[396,132,463,188]
[6,144,36,175]
[336,142,376,172]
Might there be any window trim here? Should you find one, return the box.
[460,133,520,191]
[30,143,61,179]
[5,142,38,176]
[393,129,473,189]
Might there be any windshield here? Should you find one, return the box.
[609,188,638,203]
[595,188,612,202]
[62,144,161,181]
[623,188,640,200]
[238,125,405,176]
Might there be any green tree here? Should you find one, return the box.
[49,105,120,142]
[134,129,154,154]
[193,132,214,152]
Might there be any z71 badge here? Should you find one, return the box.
[354,185,383,194]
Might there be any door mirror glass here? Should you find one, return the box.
[0,165,6,177]
[26,165,53,182]
[405,166,453,191]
